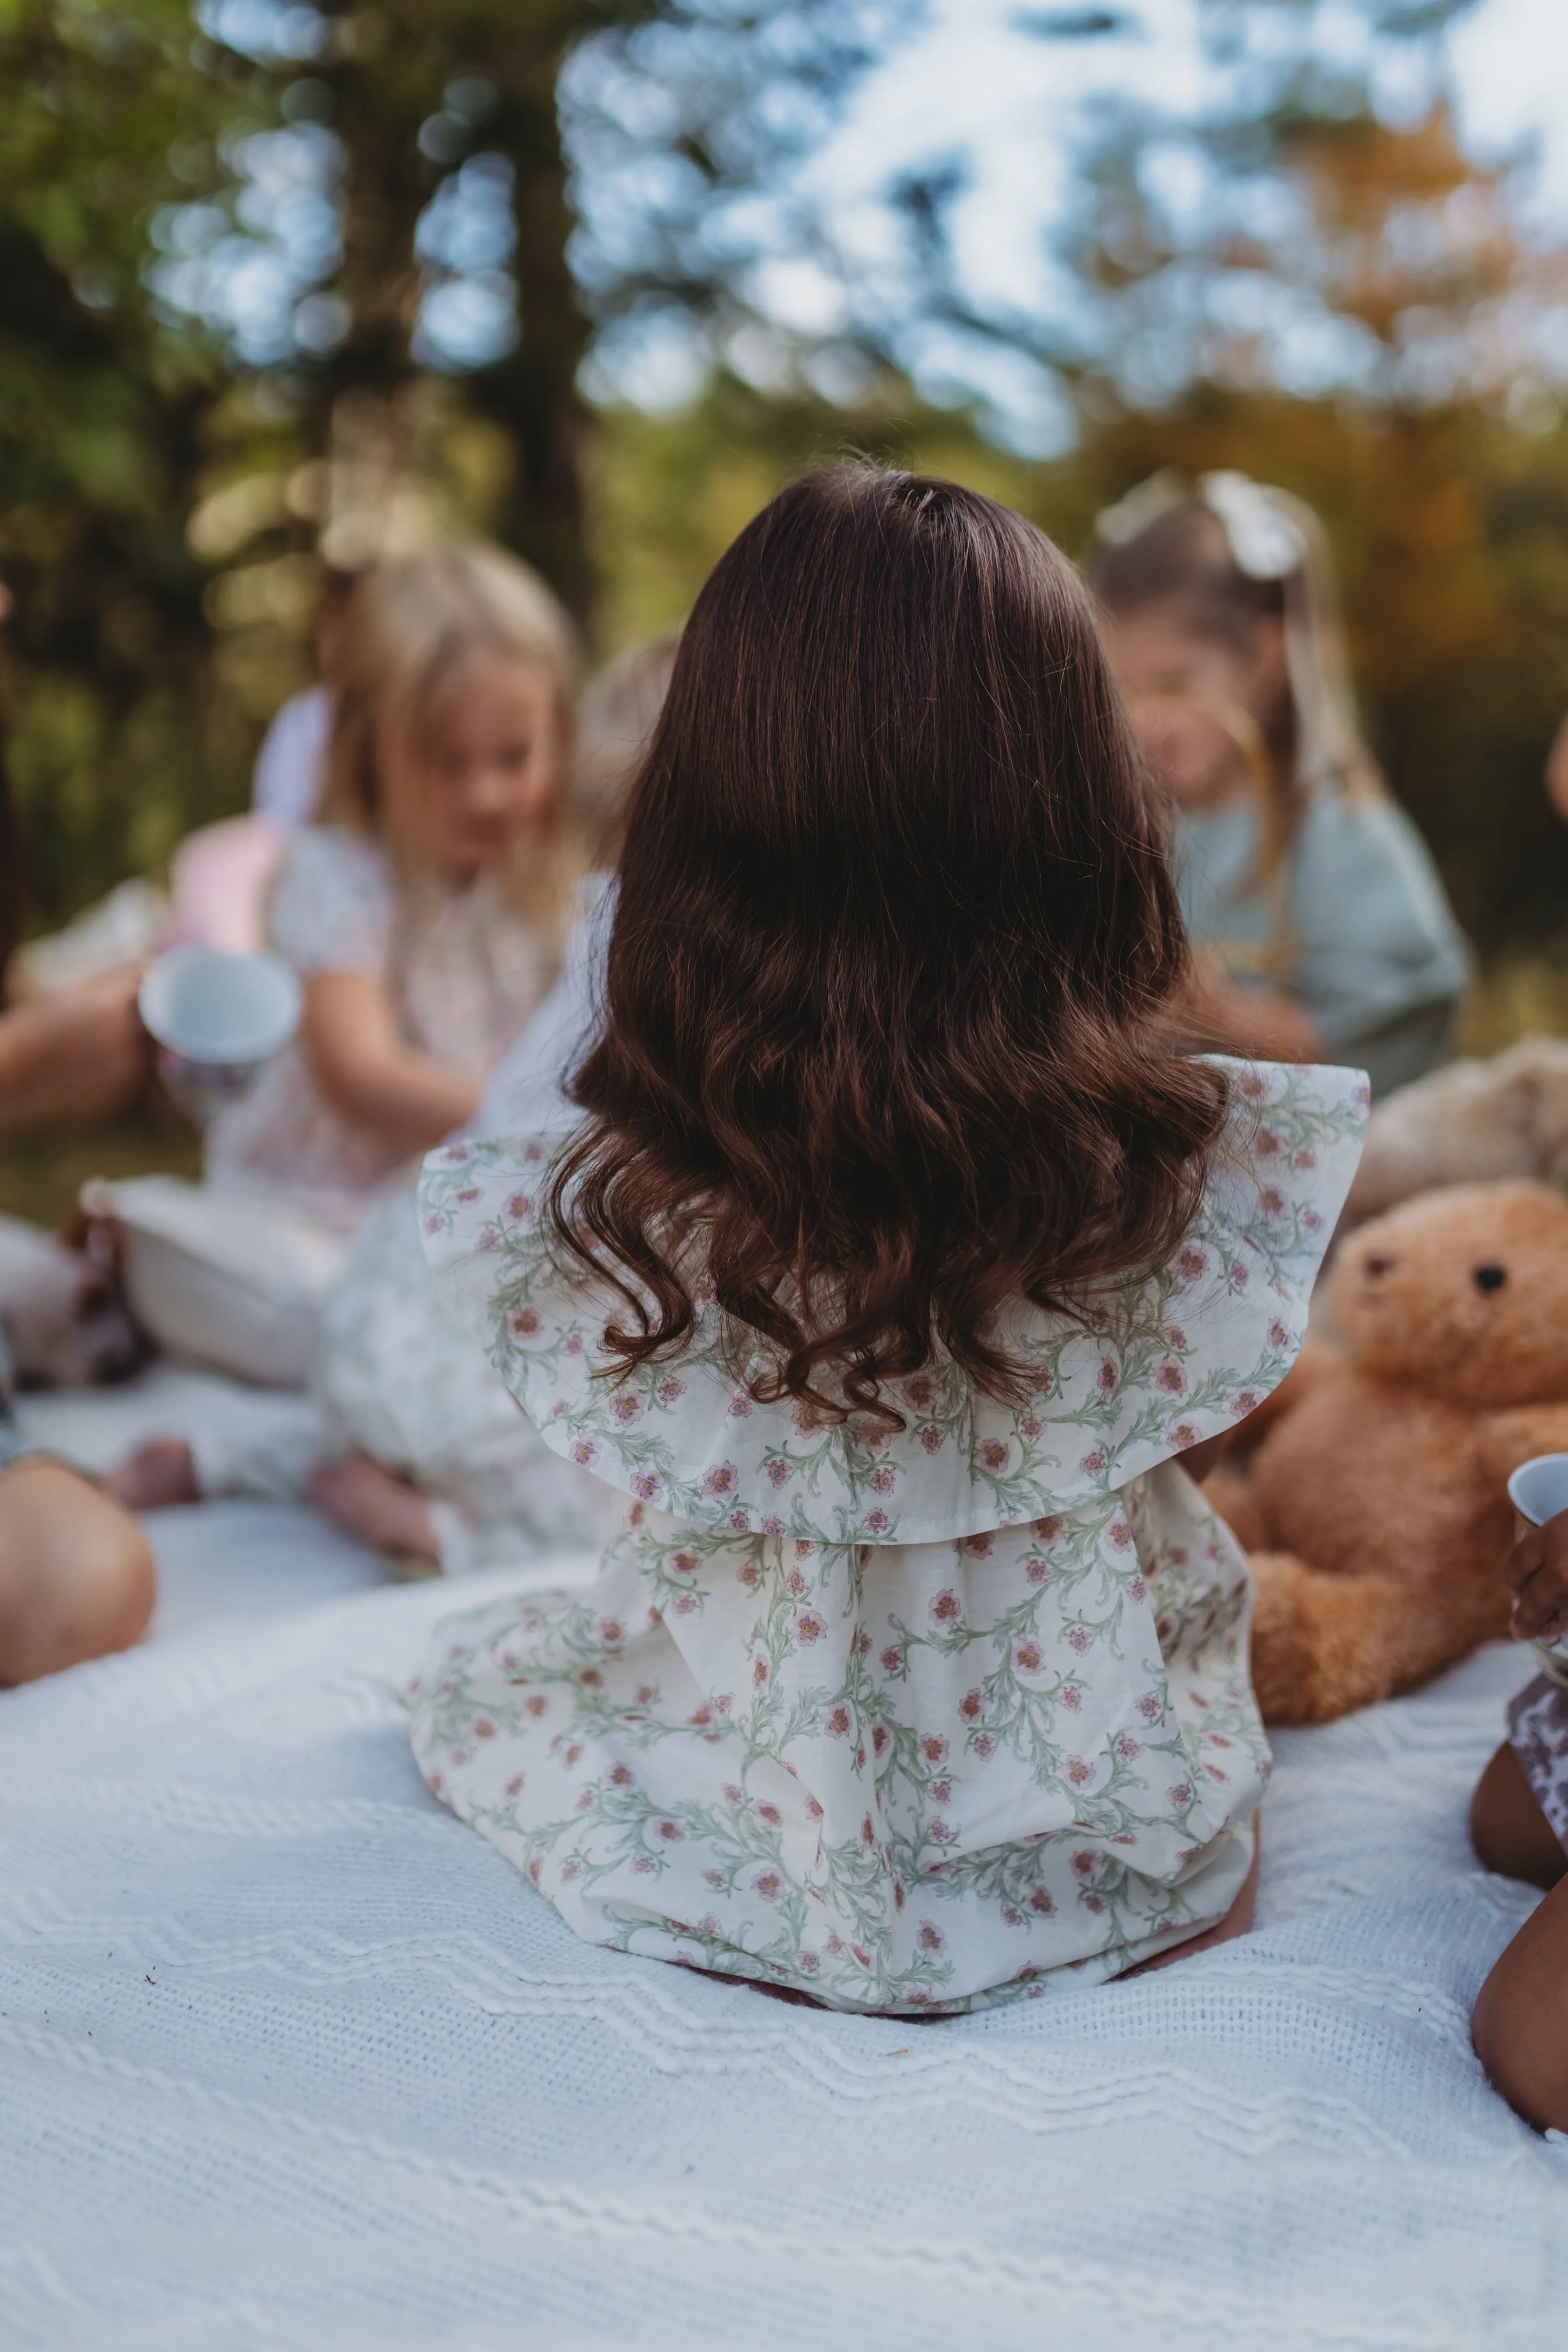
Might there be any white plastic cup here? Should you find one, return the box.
[1506,1454,1568,1685]
[138,944,301,1120]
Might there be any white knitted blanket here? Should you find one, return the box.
[3,1417,1568,2345]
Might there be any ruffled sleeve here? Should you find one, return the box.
[418,1057,1367,1547]
[267,826,394,979]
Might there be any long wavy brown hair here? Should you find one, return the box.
[551,463,1229,1423]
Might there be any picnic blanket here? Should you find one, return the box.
[3,1382,1568,2349]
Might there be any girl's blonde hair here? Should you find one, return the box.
[319,543,582,923]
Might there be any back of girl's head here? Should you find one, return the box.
[558,462,1228,1419]
[320,543,580,839]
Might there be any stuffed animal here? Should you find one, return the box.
[1205,1179,1568,1725]
[1347,1035,1568,1224]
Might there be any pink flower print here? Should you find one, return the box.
[1177,1245,1208,1283]
[1021,1415,1042,1441]
[656,1375,687,1406]
[930,1589,961,1626]
[1027,1884,1054,1915]
[1014,1640,1044,1674]
[563,1332,584,1357]
[958,1531,993,1559]
[632,1473,660,1503]
[609,1393,641,1426]
[798,1949,821,1976]
[1208,1730,1234,1749]
[1157,1361,1186,1397]
[1084,1892,1107,1914]
[928,1819,954,1844]
[564,1741,586,1769]
[473,1718,496,1740]
[523,1143,544,1165]
[704,1462,738,1499]
[561,1857,583,1882]
[929,1777,952,1805]
[703,1868,726,1890]
[1267,1318,1289,1350]
[1166,1324,1188,1352]
[505,1773,524,1798]
[1061,1683,1083,1712]
[526,1854,541,1885]
[509,1306,541,1338]
[865,1509,890,1536]
[980,1438,1010,1474]
[1169,1421,1200,1449]
[1066,1755,1092,1788]
[609,1763,635,1787]
[670,1551,699,1577]
[919,1427,945,1455]
[1025,1556,1049,1586]
[872,1721,890,1757]
[1034,1515,1063,1542]
[673,1593,697,1616]
[752,1658,769,1687]
[1254,1127,1280,1159]
[689,1704,712,1727]
[1098,1358,1118,1397]
[860,1814,876,1848]
[794,1539,815,1559]
[1128,1576,1146,1604]
[575,1787,593,1811]
[801,1795,825,1829]
[578,1669,603,1691]
[713,1693,733,1716]
[423,1212,445,1238]
[598,1619,624,1646]
[870,1464,896,1494]
[824,1703,852,1739]
[1237,1070,1267,1103]
[443,1142,472,1164]
[795,1610,827,1645]
[959,1688,984,1723]
[787,1567,806,1597]
[1071,1849,1095,1880]
[881,1645,904,1674]
[631,1854,656,1874]
[1156,1614,1175,1645]
[722,1783,745,1807]
[973,1733,996,1758]
[917,1921,945,1953]
[920,1733,949,1766]
[754,1869,783,1902]
[762,1516,783,1537]
[765,1456,792,1487]
[1293,1146,1317,1170]
[857,1629,872,1657]
[656,1819,684,1842]
[1229,1390,1259,1417]
[1229,1262,1249,1287]
[1168,1782,1193,1808]
[506,1191,535,1220]
[851,1945,874,1970]
[757,1801,782,1826]
[1137,1690,1161,1722]
[453,1185,481,1205]
[525,1694,549,1719]
[1080,1449,1107,1475]
[1066,1626,1090,1655]
[793,1400,826,1435]
[1259,1185,1286,1219]
[1109,1518,1133,1551]
[855,1744,867,1770]
[570,1439,599,1468]
[905,1374,937,1411]
[1116,1735,1142,1761]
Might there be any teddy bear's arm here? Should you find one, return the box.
[1249,1552,1461,1726]
[1476,1409,1568,1494]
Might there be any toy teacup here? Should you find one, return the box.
[138,944,301,1121]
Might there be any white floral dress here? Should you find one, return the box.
[207,826,558,1227]
[408,1059,1366,2014]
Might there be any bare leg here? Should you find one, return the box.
[104,1436,201,1510]
[1473,1875,1568,2131]
[0,1460,156,1681]
[309,1451,440,1563]
[1471,1742,1567,1892]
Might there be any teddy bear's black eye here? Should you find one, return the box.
[1474,1263,1507,1294]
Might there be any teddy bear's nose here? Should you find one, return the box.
[1473,1262,1507,1294]
[1363,1253,1397,1279]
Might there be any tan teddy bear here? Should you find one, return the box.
[1206,1179,1568,1725]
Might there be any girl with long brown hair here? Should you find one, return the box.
[408,465,1367,2014]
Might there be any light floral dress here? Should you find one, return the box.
[207,826,557,1227]
[408,1059,1366,2013]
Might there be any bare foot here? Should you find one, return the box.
[104,1435,201,1510]
[309,1451,439,1563]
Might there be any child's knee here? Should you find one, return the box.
[0,1462,156,1682]
[1474,1877,1568,2133]
[1470,1741,1566,1888]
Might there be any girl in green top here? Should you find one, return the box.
[1092,471,1469,1099]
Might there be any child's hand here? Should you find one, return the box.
[1507,1511,1568,1643]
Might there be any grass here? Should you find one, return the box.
[0,1102,202,1229]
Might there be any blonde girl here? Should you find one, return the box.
[206,544,580,1221]
[1091,472,1469,1099]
